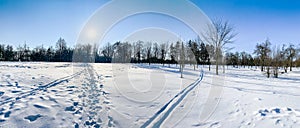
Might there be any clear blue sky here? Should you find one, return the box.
[0,0,299,53]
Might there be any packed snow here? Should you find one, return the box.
[0,62,299,127]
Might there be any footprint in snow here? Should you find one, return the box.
[4,111,11,118]
[104,75,112,78]
[24,114,42,122]
[0,119,5,122]
[67,85,76,88]
[11,90,21,93]
[65,106,75,112]
[253,107,300,127]
[0,91,4,96]
[15,82,19,87]
[33,104,48,109]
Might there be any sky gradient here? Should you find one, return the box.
[0,0,299,53]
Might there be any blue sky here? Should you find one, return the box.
[0,0,299,53]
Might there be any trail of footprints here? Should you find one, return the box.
[70,65,115,128]
[240,107,300,127]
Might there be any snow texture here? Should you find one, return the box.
[0,62,299,127]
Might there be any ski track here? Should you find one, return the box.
[141,69,204,128]
[0,70,83,106]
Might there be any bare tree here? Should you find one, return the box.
[153,42,159,59]
[186,41,197,70]
[101,42,114,59]
[272,46,281,78]
[240,51,247,68]
[145,42,152,65]
[159,42,169,66]
[55,38,67,62]
[175,41,181,67]
[202,20,236,75]
[285,44,296,71]
[179,42,185,78]
[170,43,176,65]
[113,42,132,63]
[254,39,271,72]
[205,44,214,71]
[281,44,289,73]
[16,44,24,61]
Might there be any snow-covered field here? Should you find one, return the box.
[0,62,299,128]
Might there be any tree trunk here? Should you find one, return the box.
[274,67,278,78]
[180,64,183,78]
[216,62,219,75]
[284,66,287,73]
[261,59,264,72]
[290,59,293,71]
[216,54,219,75]
[267,67,270,78]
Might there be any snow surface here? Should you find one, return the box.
[0,62,299,128]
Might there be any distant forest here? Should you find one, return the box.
[0,37,212,64]
[1,37,300,78]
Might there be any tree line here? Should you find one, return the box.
[225,39,300,78]
[1,20,300,78]
[1,38,300,78]
[0,38,73,62]
[0,20,235,77]
[100,40,211,64]
[0,37,211,65]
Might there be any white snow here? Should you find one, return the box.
[0,62,299,127]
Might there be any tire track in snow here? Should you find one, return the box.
[0,70,83,106]
[141,70,204,128]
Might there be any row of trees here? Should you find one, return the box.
[0,38,73,62]
[1,20,300,78]
[225,51,256,68]
[100,40,211,64]
[0,38,212,78]
[100,40,212,78]
[253,39,299,78]
[0,38,211,65]
[224,39,300,78]
[0,20,237,77]
[1,20,237,77]
[100,20,237,76]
